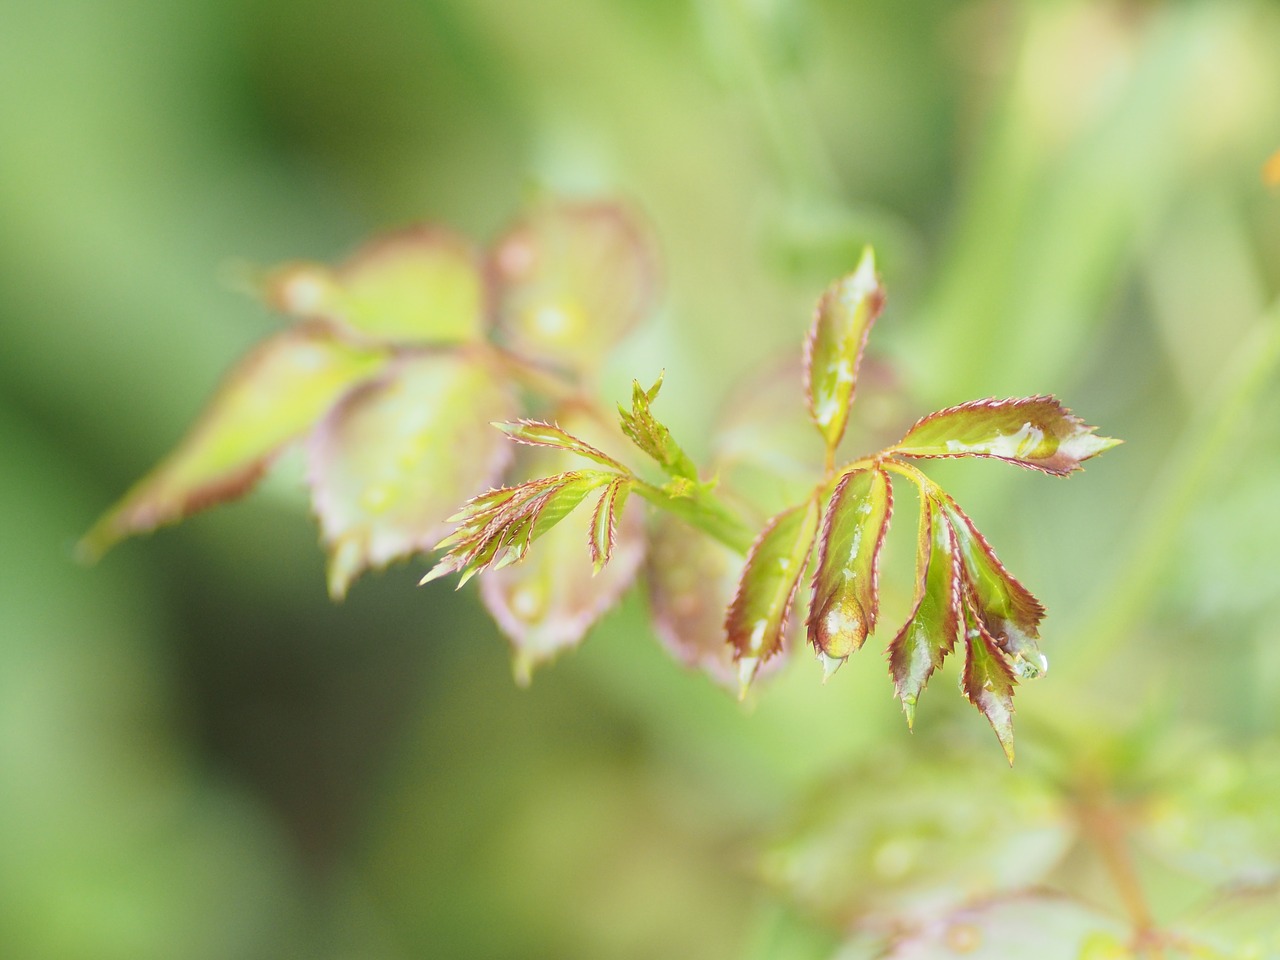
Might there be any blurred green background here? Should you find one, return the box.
[2,0,1280,957]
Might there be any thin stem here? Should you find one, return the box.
[632,480,756,555]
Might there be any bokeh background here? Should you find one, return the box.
[3,0,1280,957]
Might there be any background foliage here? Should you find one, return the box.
[2,0,1280,957]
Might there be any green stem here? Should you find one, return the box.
[632,480,756,555]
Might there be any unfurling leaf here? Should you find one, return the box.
[588,477,630,574]
[892,397,1120,476]
[726,497,821,694]
[617,374,700,482]
[308,353,516,599]
[491,200,656,369]
[807,468,893,672]
[888,493,961,727]
[266,227,487,345]
[493,419,626,471]
[939,494,1047,680]
[803,246,885,453]
[80,325,385,561]
[961,598,1019,764]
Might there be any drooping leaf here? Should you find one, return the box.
[617,374,700,482]
[726,497,821,694]
[765,749,1076,930]
[266,226,487,345]
[939,494,1047,680]
[888,493,961,727]
[79,325,386,561]
[803,246,885,452]
[588,477,630,574]
[493,419,627,471]
[307,352,516,599]
[491,200,656,369]
[807,468,893,672]
[892,397,1120,476]
[878,894,1129,959]
[961,598,1019,764]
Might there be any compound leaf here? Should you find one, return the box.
[308,352,516,599]
[892,397,1120,476]
[807,468,893,670]
[491,200,656,369]
[803,246,885,452]
[888,492,961,727]
[961,598,1019,764]
[80,325,385,561]
[726,497,821,694]
[267,227,487,345]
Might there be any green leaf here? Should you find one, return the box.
[961,597,1019,764]
[892,397,1121,476]
[493,419,627,471]
[888,493,961,727]
[807,468,893,671]
[491,200,656,368]
[939,494,1048,680]
[79,325,386,561]
[308,352,516,599]
[803,246,885,452]
[588,477,630,574]
[617,374,700,482]
[879,894,1129,959]
[266,226,488,345]
[726,497,821,694]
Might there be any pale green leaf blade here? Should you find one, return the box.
[803,246,885,451]
[892,397,1121,476]
[267,226,487,345]
[79,325,385,561]
[726,497,821,693]
[491,200,656,368]
[807,468,893,666]
[887,493,961,727]
[961,597,1019,764]
[494,419,626,471]
[308,352,516,599]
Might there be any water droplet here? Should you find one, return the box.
[819,651,845,683]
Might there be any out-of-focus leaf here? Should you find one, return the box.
[892,397,1120,476]
[938,494,1048,680]
[491,200,656,369]
[1175,882,1280,959]
[588,477,630,574]
[961,599,1019,764]
[493,419,627,471]
[307,351,516,599]
[763,751,1076,930]
[803,246,885,452]
[478,414,646,682]
[266,226,488,345]
[807,468,892,671]
[888,493,960,727]
[617,374,700,482]
[1265,149,1280,187]
[80,325,385,560]
[726,497,821,693]
[878,894,1129,959]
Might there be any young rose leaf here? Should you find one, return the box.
[491,200,656,369]
[726,497,821,695]
[588,477,630,574]
[803,245,885,453]
[961,597,1019,764]
[266,227,487,345]
[888,493,961,727]
[939,495,1048,680]
[617,374,700,482]
[308,352,516,599]
[493,419,627,471]
[892,397,1120,476]
[807,468,893,673]
[79,325,385,561]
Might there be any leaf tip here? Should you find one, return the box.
[737,656,760,701]
[819,651,846,684]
